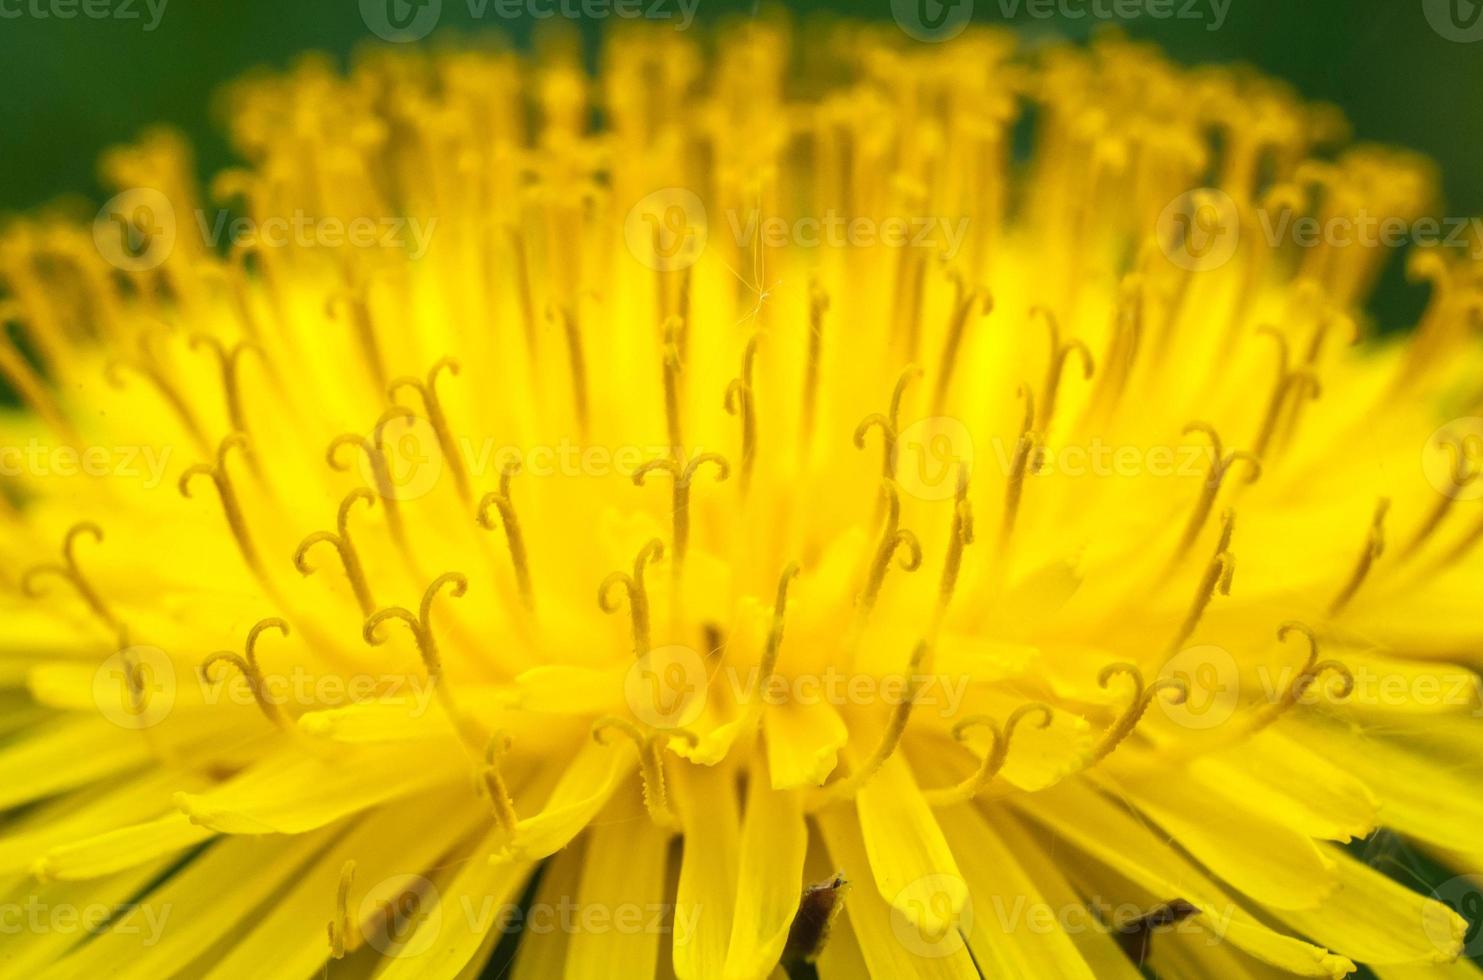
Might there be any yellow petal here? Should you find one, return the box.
[176,740,460,834]
[0,717,149,810]
[1101,771,1337,910]
[493,738,635,864]
[854,753,967,936]
[1188,727,1377,843]
[723,755,806,980]
[1275,846,1467,966]
[764,702,846,790]
[562,805,672,980]
[202,790,486,979]
[0,770,198,876]
[930,802,1100,979]
[814,802,980,979]
[672,761,740,980]
[1017,778,1355,977]
[35,812,216,881]
[374,826,535,980]
[40,829,331,980]
[510,842,587,980]
[0,862,175,977]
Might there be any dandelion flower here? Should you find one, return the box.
[2,20,1482,980]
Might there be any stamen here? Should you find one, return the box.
[1251,326,1322,464]
[853,365,922,485]
[723,335,759,494]
[1088,275,1144,418]
[1240,622,1353,737]
[505,225,538,351]
[1329,498,1389,615]
[1433,509,1483,573]
[22,522,120,634]
[1166,509,1236,657]
[933,270,992,414]
[923,702,1052,806]
[389,358,471,506]
[754,562,800,692]
[327,430,411,560]
[547,302,590,436]
[813,641,930,806]
[211,249,263,343]
[1400,250,1479,380]
[180,433,271,587]
[858,480,923,617]
[801,280,828,454]
[326,276,389,394]
[478,731,521,834]
[187,334,264,439]
[1175,422,1262,559]
[0,306,80,444]
[201,617,292,730]
[476,461,534,610]
[111,645,154,721]
[293,489,378,617]
[934,464,974,628]
[327,859,356,959]
[653,230,693,354]
[1399,438,1480,561]
[599,539,665,657]
[1031,306,1094,430]
[662,316,685,454]
[591,715,698,830]
[1300,304,1359,366]
[892,239,929,359]
[1085,663,1189,766]
[633,454,729,575]
[364,573,480,746]
[1001,383,1044,550]
[106,325,211,454]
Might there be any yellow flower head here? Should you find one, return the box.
[2,19,1482,980]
